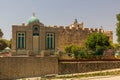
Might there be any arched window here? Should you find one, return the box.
[33,26,39,36]
[46,33,55,49]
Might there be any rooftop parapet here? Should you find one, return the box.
[84,28,90,32]
[57,26,64,30]
[69,19,84,29]
[65,26,70,30]
[104,30,113,34]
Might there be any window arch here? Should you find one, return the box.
[33,25,39,36]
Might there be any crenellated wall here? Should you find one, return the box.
[54,22,113,51]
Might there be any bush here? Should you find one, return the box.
[65,45,73,53]
[64,44,105,60]
[65,45,88,59]
[0,39,8,51]
[77,51,87,59]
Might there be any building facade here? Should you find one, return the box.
[12,14,113,55]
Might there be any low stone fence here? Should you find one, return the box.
[1,57,120,79]
[58,60,120,74]
[0,57,58,79]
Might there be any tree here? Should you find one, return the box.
[0,39,8,51]
[85,32,110,55]
[116,13,120,43]
[3,39,11,48]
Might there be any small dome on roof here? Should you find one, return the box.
[27,13,40,25]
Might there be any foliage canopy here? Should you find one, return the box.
[65,45,87,59]
[85,32,110,55]
[116,13,120,43]
[0,39,8,51]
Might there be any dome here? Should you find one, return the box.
[27,13,40,25]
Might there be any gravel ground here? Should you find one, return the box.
[18,75,120,80]
[17,68,120,80]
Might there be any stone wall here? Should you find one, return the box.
[0,57,58,79]
[1,57,120,79]
[58,61,120,74]
[57,28,89,51]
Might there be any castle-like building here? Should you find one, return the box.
[12,14,113,55]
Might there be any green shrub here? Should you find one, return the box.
[0,39,8,51]
[65,45,73,53]
[64,44,105,59]
[65,45,88,59]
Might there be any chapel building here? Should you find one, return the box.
[12,14,113,55]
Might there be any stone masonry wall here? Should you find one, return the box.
[57,28,89,51]
[1,57,120,79]
[0,57,58,79]
[58,61,120,74]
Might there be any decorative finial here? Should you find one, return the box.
[74,19,78,24]
[101,26,103,29]
[33,12,35,17]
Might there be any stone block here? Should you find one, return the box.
[40,50,50,57]
[27,50,36,57]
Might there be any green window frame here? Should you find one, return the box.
[17,32,25,49]
[46,33,55,49]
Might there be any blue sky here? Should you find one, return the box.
[0,0,120,43]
